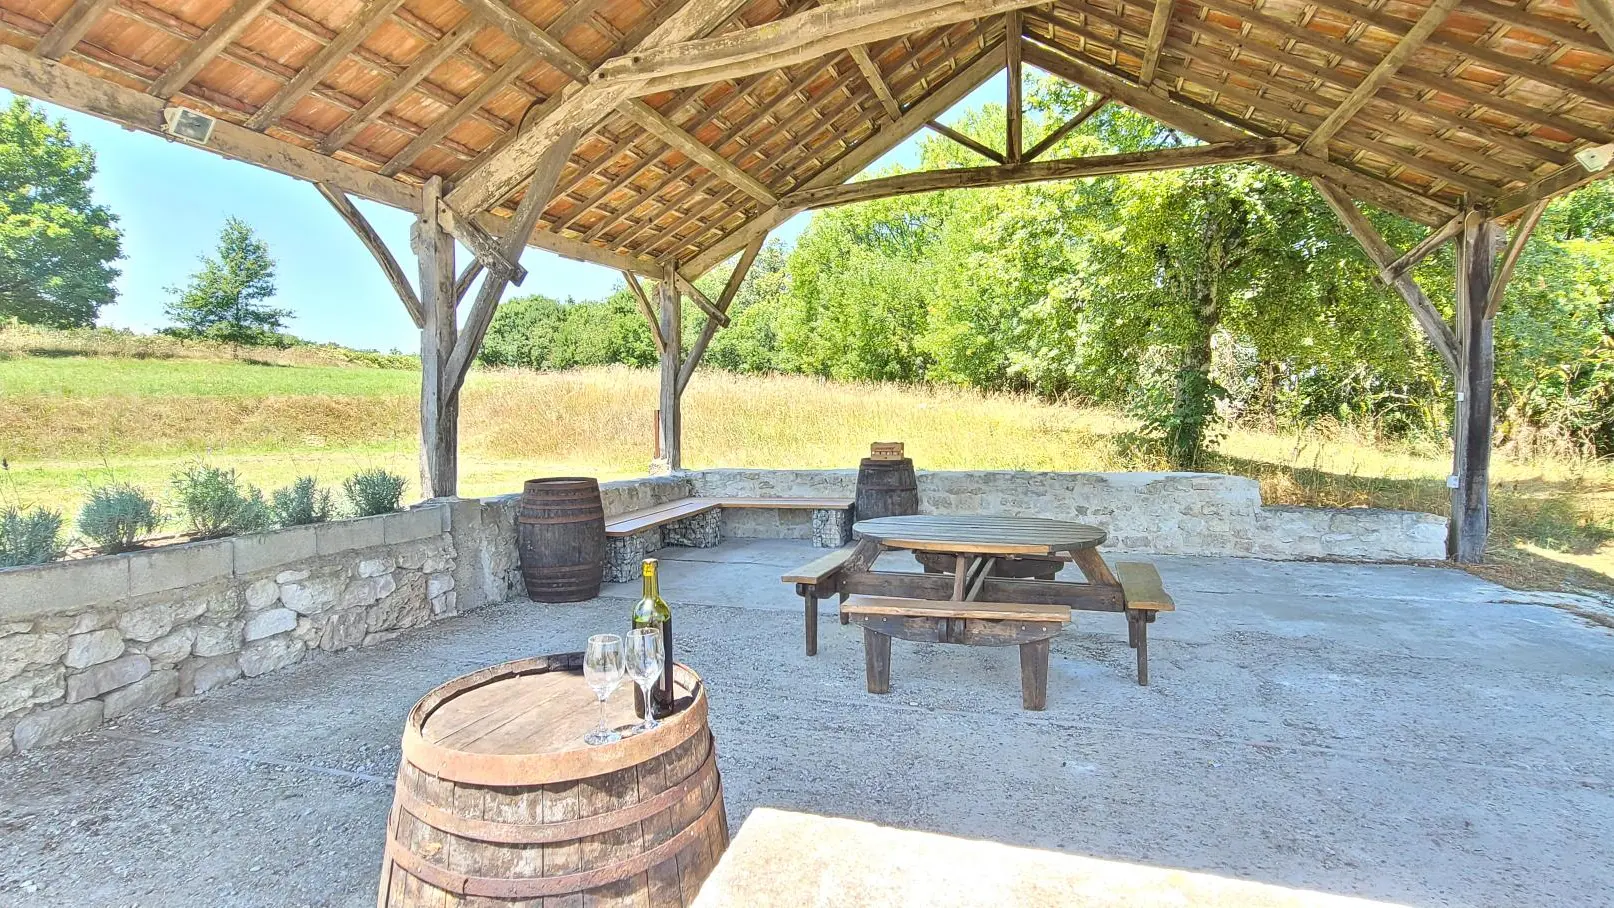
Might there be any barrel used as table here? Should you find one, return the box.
[517,477,606,602]
[380,654,728,907]
[854,457,918,522]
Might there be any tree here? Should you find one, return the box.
[165,217,288,345]
[0,97,122,326]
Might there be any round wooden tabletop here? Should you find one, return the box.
[852,515,1107,556]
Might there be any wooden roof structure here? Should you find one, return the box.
[3,0,1610,563]
[3,0,1612,281]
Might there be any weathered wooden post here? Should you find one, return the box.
[656,265,683,472]
[412,176,458,498]
[1449,211,1501,563]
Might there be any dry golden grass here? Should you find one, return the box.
[2,355,1610,595]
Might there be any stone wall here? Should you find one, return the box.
[0,501,519,757]
[690,469,1446,561]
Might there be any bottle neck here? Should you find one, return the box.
[641,569,660,600]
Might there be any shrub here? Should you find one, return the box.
[271,476,334,526]
[344,469,408,517]
[78,484,162,552]
[170,464,274,537]
[0,507,65,567]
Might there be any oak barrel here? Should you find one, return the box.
[517,477,605,602]
[854,457,919,522]
[380,654,727,907]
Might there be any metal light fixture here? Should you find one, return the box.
[1573,142,1614,173]
[161,106,217,146]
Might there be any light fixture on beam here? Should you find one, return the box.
[161,106,217,146]
[1573,142,1614,172]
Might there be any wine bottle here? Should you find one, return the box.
[631,558,675,713]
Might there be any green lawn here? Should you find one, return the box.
[0,356,416,398]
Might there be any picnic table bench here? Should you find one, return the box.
[783,515,1176,705]
[605,496,853,582]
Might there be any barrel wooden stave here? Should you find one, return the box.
[380,658,727,908]
[854,457,919,523]
[517,478,606,603]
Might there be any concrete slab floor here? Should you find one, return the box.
[2,539,1612,908]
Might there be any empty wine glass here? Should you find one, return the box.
[583,634,625,746]
[626,627,664,734]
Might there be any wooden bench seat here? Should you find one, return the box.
[842,594,1070,710]
[605,497,856,536]
[1115,561,1174,685]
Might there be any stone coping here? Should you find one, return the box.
[0,505,448,623]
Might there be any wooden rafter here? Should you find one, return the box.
[850,45,902,120]
[35,0,116,59]
[596,0,1042,93]
[781,138,1296,209]
[1312,179,1459,372]
[1300,0,1462,157]
[1139,0,1175,86]
[1024,93,1106,161]
[319,16,483,154]
[316,183,422,327]
[245,0,409,130]
[379,51,538,177]
[679,40,1006,278]
[623,101,778,204]
[1495,157,1614,217]
[148,0,275,98]
[1485,201,1548,319]
[927,119,1006,163]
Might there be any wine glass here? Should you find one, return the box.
[583,634,625,746]
[625,627,664,734]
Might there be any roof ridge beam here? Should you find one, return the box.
[592,0,1044,95]
[1300,0,1462,156]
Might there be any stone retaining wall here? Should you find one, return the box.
[0,469,1444,756]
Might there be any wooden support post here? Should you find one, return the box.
[412,177,457,498]
[656,264,683,471]
[1450,213,1500,563]
[1005,12,1022,163]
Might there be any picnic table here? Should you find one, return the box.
[783,514,1175,707]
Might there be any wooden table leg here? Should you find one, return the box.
[1019,638,1050,710]
[1072,548,1118,586]
[951,555,969,600]
[804,590,818,656]
[864,628,891,694]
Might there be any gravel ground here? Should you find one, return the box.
[2,540,1611,907]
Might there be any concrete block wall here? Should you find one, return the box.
[0,502,512,757]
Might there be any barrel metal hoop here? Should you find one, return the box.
[385,781,724,899]
[396,740,718,846]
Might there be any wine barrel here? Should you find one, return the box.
[517,477,605,602]
[380,654,727,907]
[854,457,919,522]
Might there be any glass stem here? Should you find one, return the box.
[641,682,654,721]
[596,696,608,735]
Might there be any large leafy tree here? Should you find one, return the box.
[0,97,122,326]
[165,217,289,345]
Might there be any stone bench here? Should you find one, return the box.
[604,497,854,582]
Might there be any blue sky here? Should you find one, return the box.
[11,74,1005,353]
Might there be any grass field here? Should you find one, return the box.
[2,328,1611,594]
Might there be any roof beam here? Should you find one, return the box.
[624,271,666,352]
[1495,156,1614,216]
[36,0,116,60]
[849,45,902,120]
[1486,200,1547,319]
[0,43,418,210]
[148,0,276,98]
[380,51,538,176]
[1005,12,1022,162]
[1139,0,1175,85]
[1019,38,1455,225]
[594,0,1044,94]
[1312,179,1459,372]
[782,138,1296,209]
[245,0,409,130]
[927,119,1006,163]
[679,40,1006,278]
[447,0,751,214]
[679,232,765,394]
[1024,93,1106,161]
[622,100,778,203]
[1381,214,1462,282]
[319,15,483,154]
[1300,0,1461,156]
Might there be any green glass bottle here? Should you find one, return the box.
[631,558,674,713]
